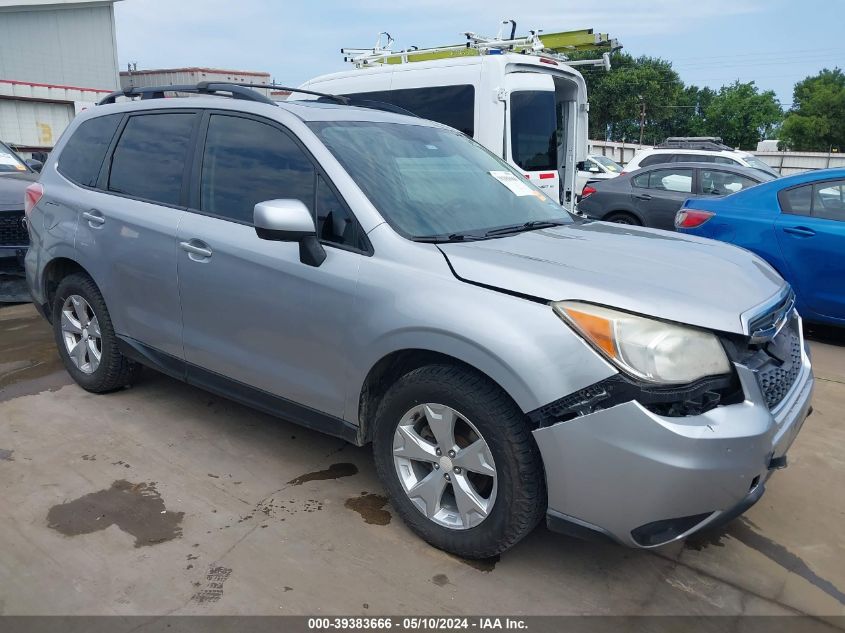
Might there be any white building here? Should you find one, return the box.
[0,0,122,155]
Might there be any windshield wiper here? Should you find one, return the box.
[484,220,568,238]
[414,232,485,243]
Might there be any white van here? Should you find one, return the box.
[301,53,591,203]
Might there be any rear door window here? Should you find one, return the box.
[779,184,813,216]
[647,168,693,193]
[814,181,845,221]
[108,113,196,205]
[58,114,122,187]
[510,91,556,171]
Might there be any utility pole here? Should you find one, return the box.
[638,97,646,146]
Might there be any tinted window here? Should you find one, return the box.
[108,113,195,205]
[343,86,475,137]
[714,156,739,165]
[58,114,121,186]
[813,181,845,221]
[780,185,813,215]
[511,91,556,171]
[200,115,314,224]
[316,175,366,249]
[700,170,758,196]
[639,154,671,168]
[631,172,650,188]
[674,153,714,163]
[647,168,693,193]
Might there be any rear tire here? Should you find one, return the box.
[52,273,139,393]
[605,212,641,225]
[372,364,546,558]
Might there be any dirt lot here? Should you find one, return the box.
[0,302,844,617]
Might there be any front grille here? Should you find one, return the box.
[0,211,28,247]
[757,324,803,409]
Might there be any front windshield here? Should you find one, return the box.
[308,121,571,240]
[592,155,622,173]
[0,142,28,173]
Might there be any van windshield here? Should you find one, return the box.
[308,121,571,241]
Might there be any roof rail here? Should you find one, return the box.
[98,82,349,106]
[656,137,734,152]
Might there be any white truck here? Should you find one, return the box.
[301,26,618,204]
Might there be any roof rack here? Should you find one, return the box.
[341,21,619,69]
[656,137,735,152]
[98,82,349,106]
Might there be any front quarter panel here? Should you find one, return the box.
[344,225,618,421]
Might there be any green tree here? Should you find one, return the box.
[780,68,845,151]
[579,52,687,143]
[699,81,782,150]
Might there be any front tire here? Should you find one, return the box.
[52,273,139,393]
[372,364,545,558]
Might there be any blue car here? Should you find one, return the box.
[676,168,845,326]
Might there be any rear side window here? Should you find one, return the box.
[674,153,714,163]
[510,91,556,171]
[108,113,195,206]
[199,114,315,224]
[58,114,121,187]
[343,86,475,137]
[780,185,813,215]
[700,170,758,195]
[639,154,671,168]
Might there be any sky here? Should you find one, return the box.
[113,0,845,106]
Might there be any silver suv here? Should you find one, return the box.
[24,84,813,557]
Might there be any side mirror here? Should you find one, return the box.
[254,199,326,267]
[25,159,43,173]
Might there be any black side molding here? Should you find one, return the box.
[116,336,361,445]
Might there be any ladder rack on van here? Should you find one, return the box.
[341,22,620,69]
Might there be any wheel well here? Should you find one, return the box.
[605,210,641,223]
[42,258,90,321]
[357,349,514,445]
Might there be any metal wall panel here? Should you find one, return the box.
[0,4,120,90]
[0,100,74,148]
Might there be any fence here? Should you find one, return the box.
[587,140,845,175]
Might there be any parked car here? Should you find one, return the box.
[676,168,845,326]
[577,162,773,229]
[1,141,39,297]
[625,137,780,179]
[575,154,623,199]
[26,83,813,557]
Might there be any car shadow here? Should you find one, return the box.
[805,322,845,347]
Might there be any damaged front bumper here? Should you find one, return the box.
[532,332,814,548]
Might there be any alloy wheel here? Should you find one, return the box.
[392,403,497,530]
[61,294,102,374]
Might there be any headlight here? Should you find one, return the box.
[552,301,731,384]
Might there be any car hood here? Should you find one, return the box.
[0,172,37,211]
[438,221,786,335]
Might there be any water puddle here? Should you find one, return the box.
[47,480,184,547]
[685,517,845,605]
[345,492,391,525]
[287,462,358,486]
[0,306,70,401]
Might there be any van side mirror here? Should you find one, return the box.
[253,199,326,267]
